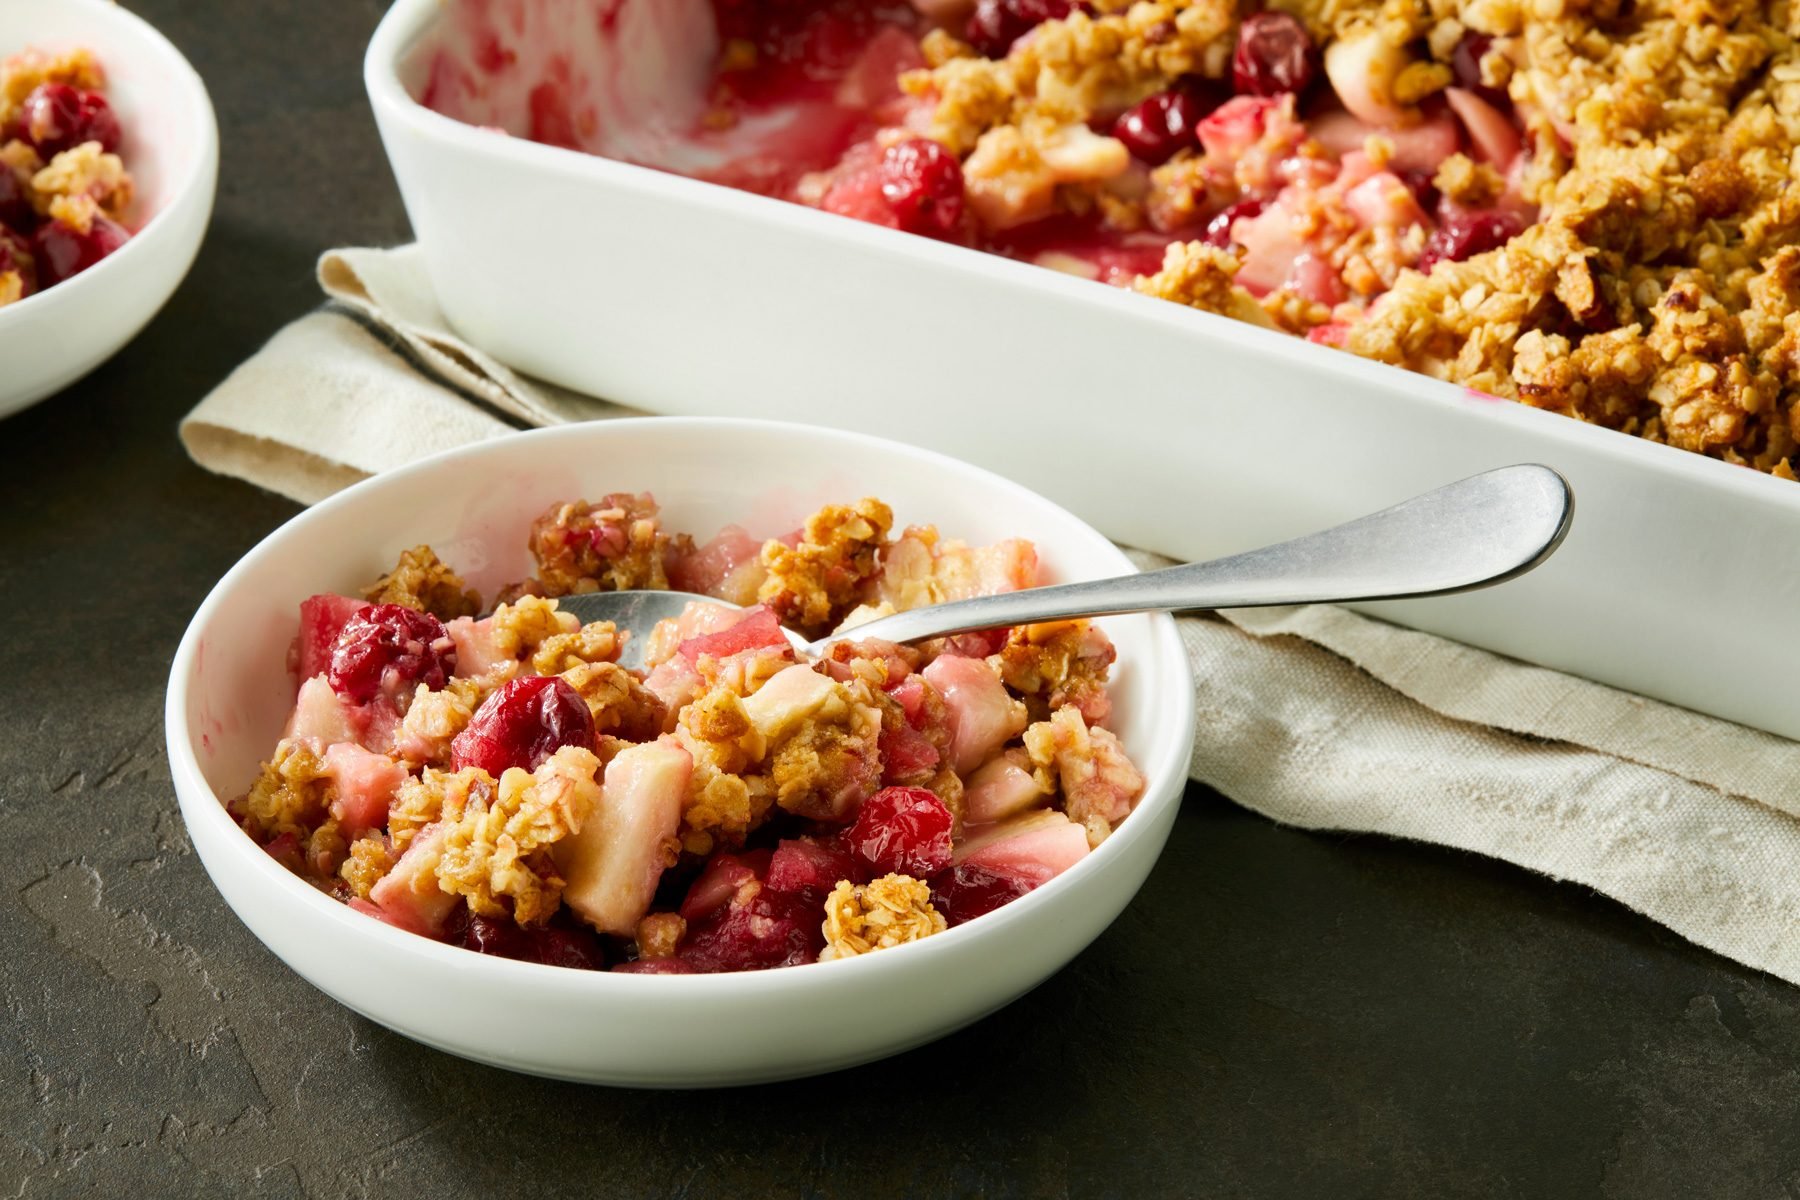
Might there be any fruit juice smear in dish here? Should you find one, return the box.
[234,495,1147,973]
[418,0,1800,479]
[0,49,136,307]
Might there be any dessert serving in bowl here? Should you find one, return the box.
[165,419,1194,1085]
[365,0,1800,742]
[0,0,217,419]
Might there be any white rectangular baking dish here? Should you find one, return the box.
[365,0,1800,741]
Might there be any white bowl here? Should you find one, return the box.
[0,0,218,419]
[165,418,1195,1086]
[367,0,1800,741]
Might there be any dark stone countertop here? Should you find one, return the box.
[4,3,1797,1196]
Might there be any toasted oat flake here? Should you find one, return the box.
[819,874,947,961]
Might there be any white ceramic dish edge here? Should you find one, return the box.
[166,418,1195,1087]
[0,0,219,419]
[364,0,1800,742]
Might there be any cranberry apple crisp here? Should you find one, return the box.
[421,0,1800,477]
[0,49,136,307]
[235,495,1146,973]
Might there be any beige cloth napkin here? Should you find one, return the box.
[182,245,1800,985]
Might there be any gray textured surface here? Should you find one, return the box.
[4,2,1799,1196]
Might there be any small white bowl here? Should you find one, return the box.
[165,419,1194,1087]
[0,0,218,419]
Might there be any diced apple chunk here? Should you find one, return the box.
[443,616,513,679]
[323,742,408,836]
[921,654,1027,775]
[285,675,362,746]
[963,751,1051,824]
[1443,87,1520,169]
[741,663,837,740]
[954,809,1090,884]
[557,740,693,936]
[368,822,459,937]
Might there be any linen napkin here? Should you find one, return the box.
[182,245,1800,985]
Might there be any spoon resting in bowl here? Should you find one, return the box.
[559,464,1573,669]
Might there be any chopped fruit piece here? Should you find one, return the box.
[1307,109,1460,174]
[666,525,766,604]
[31,210,127,285]
[1114,88,1208,166]
[1231,13,1317,99]
[954,808,1089,883]
[767,836,862,905]
[284,675,363,746]
[1443,87,1520,169]
[294,594,369,684]
[368,822,459,937]
[1417,208,1525,272]
[1343,171,1428,229]
[454,912,608,970]
[1195,95,1278,163]
[1323,29,1417,125]
[878,137,965,238]
[1450,33,1506,108]
[441,614,514,679]
[846,786,955,878]
[557,739,692,935]
[921,654,1027,774]
[676,605,790,663]
[928,862,1036,925]
[681,882,819,971]
[450,675,596,776]
[19,83,121,157]
[1200,198,1267,250]
[679,848,773,923]
[322,743,408,837]
[963,751,1050,823]
[879,718,942,783]
[326,604,457,705]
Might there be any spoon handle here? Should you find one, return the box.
[822,464,1573,648]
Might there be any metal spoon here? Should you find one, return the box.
[558,464,1573,669]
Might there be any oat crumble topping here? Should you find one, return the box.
[819,874,948,960]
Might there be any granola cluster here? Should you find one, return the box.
[235,493,1146,973]
[0,48,135,308]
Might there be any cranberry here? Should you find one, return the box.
[325,603,456,704]
[679,849,773,922]
[682,885,819,972]
[20,83,122,157]
[1231,12,1317,98]
[878,138,965,238]
[451,674,594,775]
[1397,168,1439,212]
[612,958,697,974]
[1417,209,1525,272]
[457,913,607,970]
[965,0,1089,59]
[845,786,954,879]
[0,230,32,300]
[0,168,33,231]
[32,214,128,286]
[1201,197,1268,248]
[928,863,1035,925]
[1114,89,1208,166]
[767,837,861,905]
[1451,33,1508,108]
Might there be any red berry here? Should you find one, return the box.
[326,603,457,704]
[928,863,1035,926]
[0,228,33,300]
[681,885,819,972]
[1417,209,1524,272]
[0,168,33,231]
[20,83,121,157]
[845,786,954,879]
[457,913,607,969]
[1113,89,1208,166]
[450,675,595,776]
[1450,33,1508,108]
[678,849,773,922]
[32,214,128,286]
[965,0,1088,59]
[1231,12,1317,98]
[1201,197,1268,248]
[878,138,965,238]
[767,837,861,905]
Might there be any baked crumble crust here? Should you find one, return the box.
[1024,705,1147,847]
[520,493,677,599]
[756,497,895,636]
[819,874,947,960]
[240,739,335,843]
[363,545,482,620]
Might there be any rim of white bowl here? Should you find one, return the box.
[166,417,1197,995]
[363,0,1800,517]
[0,0,220,330]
